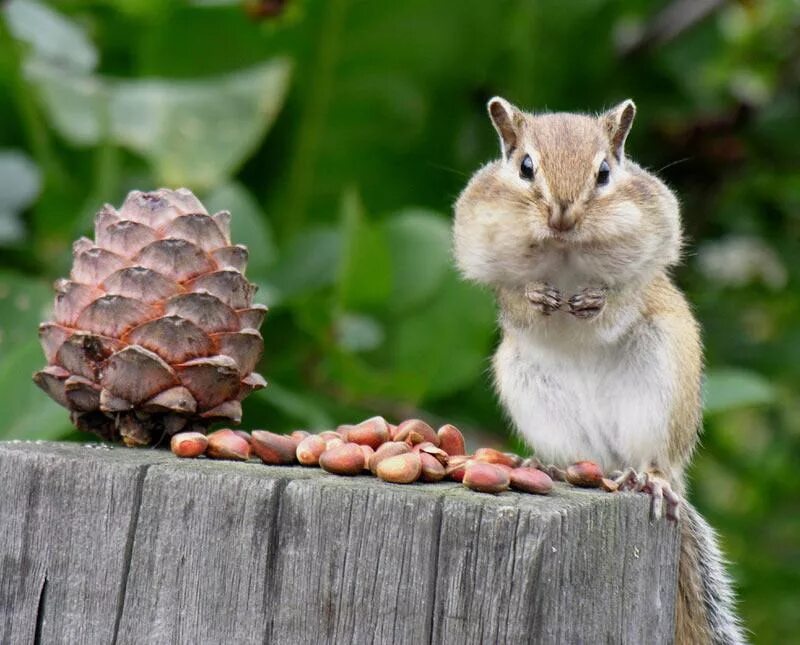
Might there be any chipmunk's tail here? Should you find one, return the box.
[675,503,747,645]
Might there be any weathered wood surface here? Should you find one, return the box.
[0,441,680,644]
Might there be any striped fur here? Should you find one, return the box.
[452,98,746,643]
[677,504,747,644]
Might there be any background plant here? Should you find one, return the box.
[0,0,797,640]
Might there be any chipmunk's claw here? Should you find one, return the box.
[525,283,563,315]
[614,468,681,522]
[568,286,608,319]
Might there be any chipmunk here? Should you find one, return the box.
[453,96,745,644]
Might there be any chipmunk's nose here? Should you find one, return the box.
[548,201,576,232]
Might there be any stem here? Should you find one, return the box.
[78,138,120,229]
[281,0,348,241]
[76,84,120,236]
[94,142,120,201]
[91,82,120,201]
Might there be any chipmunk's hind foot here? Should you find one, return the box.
[614,467,682,521]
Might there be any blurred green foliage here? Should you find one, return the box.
[0,0,798,640]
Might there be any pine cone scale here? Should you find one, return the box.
[124,316,215,364]
[75,295,158,337]
[102,267,182,303]
[64,376,101,412]
[134,239,216,281]
[34,188,266,445]
[175,355,241,410]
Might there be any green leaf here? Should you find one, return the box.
[335,313,385,352]
[382,208,451,313]
[336,189,392,309]
[253,382,334,431]
[5,0,98,71]
[265,225,341,303]
[389,271,495,401]
[0,272,69,439]
[91,0,178,18]
[0,271,52,360]
[204,182,277,277]
[24,61,107,146]
[25,58,292,188]
[703,368,777,414]
[278,0,498,235]
[0,149,41,243]
[0,340,72,440]
[110,58,292,188]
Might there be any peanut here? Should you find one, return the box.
[376,452,422,484]
[509,467,553,495]
[170,431,208,458]
[463,462,510,494]
[344,416,390,449]
[473,447,518,468]
[565,460,604,488]
[369,441,412,475]
[319,443,365,476]
[437,424,466,456]
[207,429,251,461]
[420,452,446,482]
[296,435,327,466]
[394,419,438,446]
[251,430,297,465]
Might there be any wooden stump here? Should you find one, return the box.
[0,441,680,644]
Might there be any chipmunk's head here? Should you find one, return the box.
[453,97,681,290]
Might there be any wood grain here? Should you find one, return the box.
[0,441,680,644]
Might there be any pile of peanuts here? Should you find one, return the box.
[169,416,618,496]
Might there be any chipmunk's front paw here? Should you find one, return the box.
[568,286,608,319]
[524,282,562,315]
[613,468,682,521]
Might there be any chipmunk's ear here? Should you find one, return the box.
[487,96,522,160]
[601,99,636,161]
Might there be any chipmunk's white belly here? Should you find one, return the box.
[494,322,674,473]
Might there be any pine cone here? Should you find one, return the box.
[33,188,267,446]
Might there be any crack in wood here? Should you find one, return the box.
[424,497,443,645]
[111,464,151,645]
[262,477,288,645]
[33,573,47,645]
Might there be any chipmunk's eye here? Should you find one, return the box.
[519,154,535,180]
[597,159,610,186]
